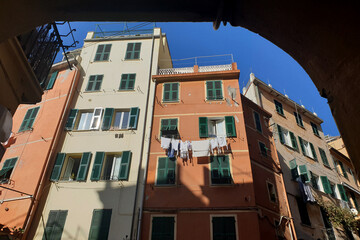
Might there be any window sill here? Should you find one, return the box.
[71,129,100,132]
[84,90,102,93]
[297,124,306,129]
[92,60,110,63]
[313,133,322,139]
[323,164,332,170]
[118,89,135,92]
[206,99,224,102]
[276,111,286,118]
[283,143,299,152]
[300,223,313,229]
[124,58,141,61]
[162,100,180,104]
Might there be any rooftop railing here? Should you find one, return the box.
[158,64,235,75]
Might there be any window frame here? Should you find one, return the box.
[294,111,304,127]
[310,122,320,137]
[258,141,268,157]
[266,181,278,203]
[43,210,68,240]
[310,171,319,190]
[150,215,176,240]
[85,74,104,92]
[319,147,330,168]
[277,125,298,151]
[206,80,223,101]
[162,82,180,102]
[253,111,262,133]
[119,73,136,91]
[274,100,284,116]
[0,157,18,183]
[207,117,226,138]
[210,215,238,240]
[94,44,112,62]
[298,137,317,160]
[210,155,232,185]
[125,42,141,60]
[160,118,178,137]
[155,157,176,186]
[18,106,40,132]
[88,209,112,240]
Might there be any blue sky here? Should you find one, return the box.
[57,22,339,136]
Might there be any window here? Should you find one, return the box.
[163,83,179,102]
[320,176,333,195]
[212,216,237,240]
[296,197,311,226]
[160,119,178,137]
[119,74,136,90]
[46,71,58,90]
[338,161,348,179]
[125,42,141,60]
[338,184,348,201]
[277,125,298,151]
[90,151,132,181]
[74,108,103,131]
[350,192,359,210]
[211,155,232,184]
[311,122,320,137]
[50,152,92,182]
[259,142,268,157]
[253,111,262,132]
[289,159,310,182]
[267,182,277,203]
[294,112,304,127]
[43,210,68,240]
[89,209,112,240]
[0,157,17,183]
[86,75,103,91]
[94,44,112,61]
[199,116,236,138]
[206,80,223,100]
[19,107,40,132]
[156,157,176,185]
[319,148,330,167]
[151,217,175,240]
[101,108,139,131]
[298,137,317,160]
[274,100,284,115]
[329,182,337,198]
[310,171,319,190]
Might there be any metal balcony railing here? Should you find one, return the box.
[17,24,62,89]
[158,64,234,75]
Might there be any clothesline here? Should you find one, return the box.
[161,136,229,160]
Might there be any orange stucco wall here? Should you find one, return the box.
[141,67,291,239]
[0,66,79,230]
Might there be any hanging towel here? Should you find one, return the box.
[192,140,210,157]
[171,139,180,152]
[217,136,228,149]
[210,138,219,153]
[187,141,192,153]
[161,137,171,149]
[180,141,189,159]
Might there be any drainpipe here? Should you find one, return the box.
[22,63,79,239]
[130,29,156,240]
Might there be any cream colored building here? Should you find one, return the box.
[244,73,358,240]
[29,27,171,240]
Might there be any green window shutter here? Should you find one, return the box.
[277,125,285,144]
[27,107,40,130]
[86,75,103,91]
[289,159,299,180]
[19,107,40,132]
[89,209,112,240]
[128,107,140,129]
[102,108,114,130]
[225,116,236,137]
[338,184,348,202]
[294,112,299,125]
[274,100,284,115]
[309,143,317,161]
[254,112,262,132]
[163,83,179,102]
[50,153,66,181]
[76,152,92,181]
[65,109,78,130]
[212,217,236,240]
[319,148,329,166]
[118,151,131,180]
[321,176,332,194]
[94,44,112,61]
[206,81,223,100]
[199,117,208,138]
[299,165,310,182]
[91,152,105,181]
[8,157,17,168]
[211,155,232,184]
[125,42,141,59]
[298,137,306,155]
[42,211,57,240]
[156,157,175,185]
[338,161,348,178]
[151,217,175,240]
[46,71,58,90]
[19,109,32,132]
[42,210,68,240]
[289,132,298,150]
[211,156,220,180]
[119,74,136,90]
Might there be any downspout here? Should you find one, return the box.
[22,63,79,239]
[130,30,156,240]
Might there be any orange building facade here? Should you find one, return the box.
[0,59,80,237]
[140,63,295,240]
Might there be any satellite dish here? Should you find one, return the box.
[0,105,12,142]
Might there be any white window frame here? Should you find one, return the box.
[280,128,293,148]
[207,117,226,138]
[112,109,130,130]
[90,107,104,130]
[77,110,94,130]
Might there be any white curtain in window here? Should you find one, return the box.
[63,157,74,180]
[90,108,103,130]
[78,112,93,130]
[110,155,122,180]
[216,120,226,136]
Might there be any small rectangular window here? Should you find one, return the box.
[274,100,284,115]
[319,148,330,167]
[119,74,136,90]
[60,155,82,181]
[208,118,226,138]
[211,155,232,185]
[43,210,68,240]
[156,157,176,185]
[321,176,333,194]
[113,110,130,130]
[296,197,311,226]
[259,142,268,157]
[294,112,304,127]
[151,217,175,240]
[89,209,112,240]
[212,216,236,240]
[125,42,141,60]
[94,44,112,61]
[338,161,348,179]
[298,137,317,160]
[86,75,103,92]
[161,119,178,137]
[19,107,40,132]
[163,83,179,102]
[277,125,298,151]
[0,157,18,183]
[253,111,262,132]
[206,80,223,100]
[267,182,277,203]
[310,171,319,190]
[311,122,320,137]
